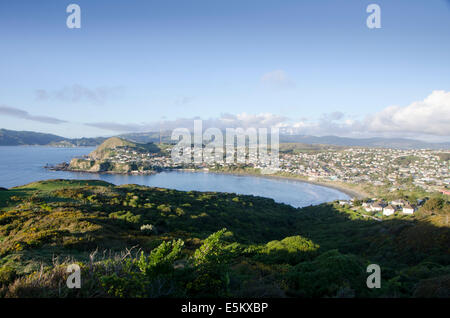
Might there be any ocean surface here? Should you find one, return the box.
[0,146,349,208]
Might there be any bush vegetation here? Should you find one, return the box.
[0,179,448,298]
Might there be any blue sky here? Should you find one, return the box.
[0,0,449,140]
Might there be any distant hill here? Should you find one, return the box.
[279,142,344,154]
[1,128,448,150]
[89,137,162,160]
[0,129,106,147]
[50,137,108,147]
[0,129,65,145]
[119,131,174,144]
[121,131,449,150]
[279,135,450,150]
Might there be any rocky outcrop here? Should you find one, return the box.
[69,158,95,171]
[66,137,161,174]
[69,158,135,173]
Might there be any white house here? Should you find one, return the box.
[383,205,396,216]
[371,202,385,212]
[402,204,415,214]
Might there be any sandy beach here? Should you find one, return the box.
[181,169,368,199]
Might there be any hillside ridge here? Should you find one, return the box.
[0,179,448,298]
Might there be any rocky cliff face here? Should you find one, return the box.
[69,158,134,173]
[69,158,95,171]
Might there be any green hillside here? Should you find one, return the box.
[0,129,106,146]
[68,137,164,173]
[0,179,448,298]
[88,137,138,160]
[0,129,65,146]
[88,137,163,160]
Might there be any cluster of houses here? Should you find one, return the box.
[337,198,419,216]
[278,148,449,193]
[362,199,417,216]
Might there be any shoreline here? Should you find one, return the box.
[49,167,157,176]
[47,164,367,200]
[182,169,367,199]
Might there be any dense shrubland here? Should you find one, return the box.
[0,179,449,298]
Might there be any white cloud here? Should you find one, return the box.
[85,113,288,133]
[0,105,67,124]
[366,90,450,136]
[231,113,288,128]
[36,85,125,104]
[285,91,450,139]
[261,70,296,89]
[84,91,450,141]
[84,122,146,132]
[286,113,362,137]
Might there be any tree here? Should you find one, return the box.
[187,229,231,297]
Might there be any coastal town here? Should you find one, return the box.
[277,148,449,193]
[89,142,449,192]
[60,138,449,216]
